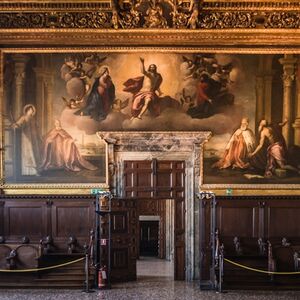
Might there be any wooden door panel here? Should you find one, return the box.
[175,198,185,280]
[123,159,185,280]
[109,198,137,282]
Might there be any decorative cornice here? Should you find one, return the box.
[1,30,300,47]
[0,1,112,12]
[0,1,299,29]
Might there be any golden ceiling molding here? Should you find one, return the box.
[0,0,299,29]
[0,29,300,47]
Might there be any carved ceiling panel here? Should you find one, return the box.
[0,0,299,29]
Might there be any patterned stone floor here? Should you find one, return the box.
[1,280,300,300]
[0,257,300,299]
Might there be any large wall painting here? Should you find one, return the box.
[2,51,300,186]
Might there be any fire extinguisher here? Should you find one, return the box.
[98,265,108,289]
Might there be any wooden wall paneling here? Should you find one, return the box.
[51,199,94,251]
[265,200,300,243]
[216,200,259,238]
[3,199,47,243]
[0,201,4,236]
[199,199,212,287]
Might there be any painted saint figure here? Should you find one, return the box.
[40,120,97,172]
[213,118,256,169]
[249,119,299,177]
[11,104,42,176]
[74,66,115,121]
[123,57,163,120]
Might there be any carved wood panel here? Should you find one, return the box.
[0,195,95,251]
[51,199,94,251]
[265,201,300,242]
[216,201,260,238]
[200,196,300,288]
[3,200,47,243]
[0,201,4,236]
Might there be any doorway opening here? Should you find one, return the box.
[139,219,159,257]
[137,199,174,279]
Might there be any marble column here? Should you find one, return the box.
[279,54,297,147]
[12,54,29,120]
[44,72,54,132]
[263,73,274,123]
[34,67,46,134]
[292,60,300,146]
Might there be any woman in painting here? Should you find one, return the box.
[11,104,42,176]
[74,66,115,121]
[40,119,97,172]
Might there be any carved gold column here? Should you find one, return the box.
[293,60,300,146]
[12,54,29,120]
[279,54,297,147]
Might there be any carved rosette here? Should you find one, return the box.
[199,11,255,29]
[0,12,113,29]
[265,12,300,29]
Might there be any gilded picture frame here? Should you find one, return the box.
[0,0,300,195]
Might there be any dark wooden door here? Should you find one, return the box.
[124,160,185,280]
[140,221,159,256]
[100,198,137,282]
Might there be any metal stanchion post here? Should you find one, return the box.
[218,245,224,293]
[83,243,94,293]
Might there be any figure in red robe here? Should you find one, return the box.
[213,118,256,169]
[40,120,97,172]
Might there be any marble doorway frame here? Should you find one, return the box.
[98,131,211,280]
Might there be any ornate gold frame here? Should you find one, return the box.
[0,0,300,195]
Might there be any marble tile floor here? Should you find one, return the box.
[1,279,300,300]
[1,257,300,300]
[137,256,174,277]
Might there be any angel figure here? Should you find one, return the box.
[112,98,129,113]
[62,96,84,109]
[60,55,107,103]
